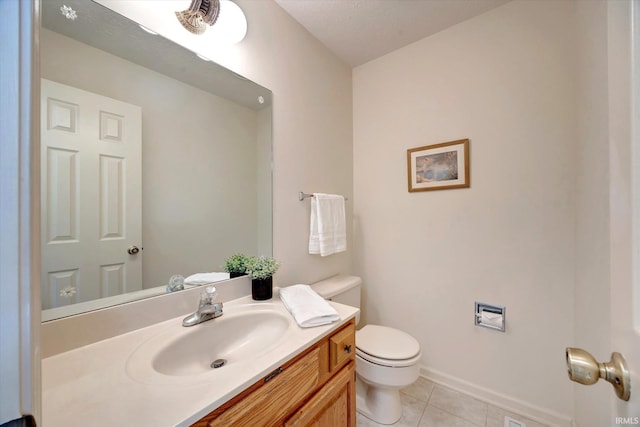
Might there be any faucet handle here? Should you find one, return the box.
[199,286,217,305]
[167,274,185,292]
[198,286,223,316]
[183,286,222,327]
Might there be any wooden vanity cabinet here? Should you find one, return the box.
[192,319,356,427]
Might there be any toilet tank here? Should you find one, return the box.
[310,275,361,324]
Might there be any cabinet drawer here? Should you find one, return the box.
[329,324,355,372]
[206,348,320,427]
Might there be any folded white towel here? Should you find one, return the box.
[279,284,340,328]
[309,193,347,257]
[184,272,230,285]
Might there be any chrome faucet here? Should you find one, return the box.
[182,286,223,327]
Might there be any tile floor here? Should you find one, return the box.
[356,378,549,427]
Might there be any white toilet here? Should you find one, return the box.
[310,275,421,425]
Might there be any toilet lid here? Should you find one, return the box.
[356,325,420,361]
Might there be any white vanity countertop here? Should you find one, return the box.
[42,290,359,427]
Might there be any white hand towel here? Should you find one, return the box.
[279,284,340,328]
[308,193,347,256]
[184,272,230,285]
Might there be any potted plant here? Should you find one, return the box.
[224,253,250,278]
[245,256,280,300]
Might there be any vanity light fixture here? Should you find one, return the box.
[176,0,247,43]
[176,0,221,35]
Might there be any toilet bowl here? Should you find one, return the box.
[355,324,421,424]
[309,275,422,425]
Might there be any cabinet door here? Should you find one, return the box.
[284,362,355,427]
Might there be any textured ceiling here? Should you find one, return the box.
[274,0,511,67]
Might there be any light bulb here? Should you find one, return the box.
[208,0,247,44]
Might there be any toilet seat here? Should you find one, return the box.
[356,348,422,367]
[356,325,421,367]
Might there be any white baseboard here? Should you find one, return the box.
[419,365,574,427]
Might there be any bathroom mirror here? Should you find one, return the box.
[40,0,272,321]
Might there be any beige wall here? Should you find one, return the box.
[353,0,579,421]
[41,29,263,289]
[256,106,273,258]
[233,0,354,285]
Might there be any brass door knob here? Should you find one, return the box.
[566,347,630,401]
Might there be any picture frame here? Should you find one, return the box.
[407,138,470,192]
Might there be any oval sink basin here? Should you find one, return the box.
[126,304,291,382]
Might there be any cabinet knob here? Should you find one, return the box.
[344,344,352,354]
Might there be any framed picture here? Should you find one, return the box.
[407,139,470,192]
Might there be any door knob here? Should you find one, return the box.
[566,347,630,401]
[127,246,141,255]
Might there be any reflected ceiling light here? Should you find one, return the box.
[138,24,158,35]
[196,52,212,62]
[60,5,77,20]
[176,0,247,43]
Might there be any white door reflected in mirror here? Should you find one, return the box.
[41,79,142,310]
